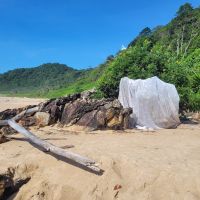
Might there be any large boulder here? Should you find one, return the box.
[61,99,87,125]
[77,110,98,129]
[61,98,132,130]
[39,101,60,124]
[38,93,82,125]
[34,112,50,127]
[96,109,106,128]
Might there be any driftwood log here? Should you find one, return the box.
[12,106,39,122]
[0,108,101,174]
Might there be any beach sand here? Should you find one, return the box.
[0,96,45,112]
[0,97,200,200]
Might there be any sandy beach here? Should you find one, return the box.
[0,97,200,200]
[0,96,45,112]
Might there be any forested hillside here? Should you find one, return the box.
[0,3,199,111]
[98,3,200,111]
[0,63,77,90]
[0,63,106,98]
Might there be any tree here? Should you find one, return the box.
[139,27,152,37]
[176,3,193,17]
[97,4,200,111]
[106,55,114,61]
[128,27,152,48]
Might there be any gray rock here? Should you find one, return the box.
[104,102,113,110]
[112,99,122,108]
[105,108,116,121]
[77,110,98,129]
[96,110,106,128]
[61,100,87,125]
[34,112,50,127]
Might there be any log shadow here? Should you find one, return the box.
[9,137,68,141]
[8,138,104,176]
[9,137,74,150]
[47,151,104,176]
[43,138,68,141]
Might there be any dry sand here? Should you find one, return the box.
[0,97,200,200]
[0,96,45,112]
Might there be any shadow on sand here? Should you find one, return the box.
[9,137,104,176]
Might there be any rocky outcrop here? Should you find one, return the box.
[35,112,50,127]
[0,105,37,121]
[0,105,38,129]
[60,98,132,130]
[0,126,16,135]
[0,92,132,131]
[0,134,9,144]
[0,108,23,120]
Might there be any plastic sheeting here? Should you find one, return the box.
[118,76,180,129]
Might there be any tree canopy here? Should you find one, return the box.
[98,4,200,111]
[176,3,193,17]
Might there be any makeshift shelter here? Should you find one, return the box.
[118,76,180,129]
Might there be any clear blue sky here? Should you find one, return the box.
[0,0,199,73]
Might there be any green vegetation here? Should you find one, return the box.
[98,3,200,111]
[0,3,199,111]
[0,62,107,98]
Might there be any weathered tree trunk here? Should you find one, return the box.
[12,107,39,122]
[180,26,185,54]
[176,37,180,56]
[5,120,101,173]
[0,108,101,174]
[183,32,198,58]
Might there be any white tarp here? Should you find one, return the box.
[118,76,180,129]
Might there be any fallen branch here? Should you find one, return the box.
[1,119,101,173]
[0,105,102,173]
[12,106,39,122]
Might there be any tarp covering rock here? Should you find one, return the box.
[118,76,180,129]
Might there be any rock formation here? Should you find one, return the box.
[0,134,9,144]
[0,92,132,131]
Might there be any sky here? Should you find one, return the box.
[0,0,199,73]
